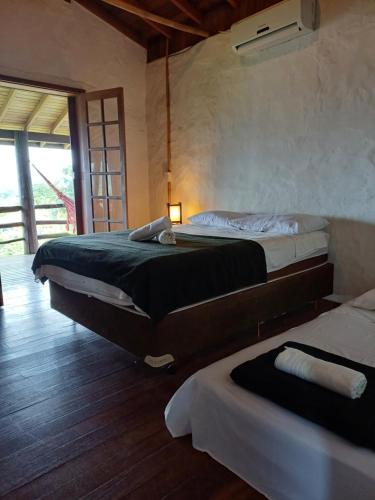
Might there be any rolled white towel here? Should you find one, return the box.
[129,216,172,241]
[156,229,176,245]
[275,347,367,399]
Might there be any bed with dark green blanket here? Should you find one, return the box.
[32,230,267,322]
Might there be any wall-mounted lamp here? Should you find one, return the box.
[168,202,182,224]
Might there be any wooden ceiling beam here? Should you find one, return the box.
[102,0,209,37]
[140,10,173,38]
[148,0,282,61]
[74,0,146,47]
[25,95,49,131]
[169,0,203,25]
[143,19,172,38]
[121,0,173,38]
[0,89,17,123]
[50,107,68,134]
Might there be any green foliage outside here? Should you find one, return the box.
[1,153,75,257]
[0,240,24,257]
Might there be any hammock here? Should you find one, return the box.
[32,164,76,232]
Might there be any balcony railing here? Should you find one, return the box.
[34,203,71,240]
[0,206,23,245]
[0,203,71,248]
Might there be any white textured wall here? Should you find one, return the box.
[0,0,149,227]
[147,0,375,296]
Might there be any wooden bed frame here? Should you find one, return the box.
[49,255,333,368]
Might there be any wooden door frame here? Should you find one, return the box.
[68,96,84,235]
[0,74,85,236]
[0,73,84,95]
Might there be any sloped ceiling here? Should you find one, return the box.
[70,0,282,61]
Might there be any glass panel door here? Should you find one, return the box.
[81,88,127,233]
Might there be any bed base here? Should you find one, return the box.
[50,259,333,367]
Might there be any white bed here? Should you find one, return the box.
[165,304,375,500]
[36,224,329,315]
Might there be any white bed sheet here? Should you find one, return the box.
[165,305,375,500]
[174,224,329,272]
[37,226,329,315]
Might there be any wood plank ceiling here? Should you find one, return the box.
[71,0,282,62]
[0,86,70,137]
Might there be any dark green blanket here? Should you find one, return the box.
[231,342,375,451]
[32,230,267,322]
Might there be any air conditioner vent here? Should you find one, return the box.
[231,0,316,55]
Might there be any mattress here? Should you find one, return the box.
[165,304,375,500]
[39,225,329,316]
[174,225,329,271]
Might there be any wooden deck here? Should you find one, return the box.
[0,255,336,499]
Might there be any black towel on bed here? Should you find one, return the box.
[32,231,266,322]
[230,342,375,451]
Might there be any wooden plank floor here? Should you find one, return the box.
[0,255,337,499]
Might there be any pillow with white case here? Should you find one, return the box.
[229,213,329,235]
[348,289,375,311]
[188,210,250,228]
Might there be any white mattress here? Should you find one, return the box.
[165,305,375,500]
[174,224,329,272]
[37,225,329,315]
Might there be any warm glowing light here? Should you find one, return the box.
[168,202,182,224]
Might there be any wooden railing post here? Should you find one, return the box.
[14,131,38,254]
[68,95,84,235]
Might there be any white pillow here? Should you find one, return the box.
[348,289,375,310]
[230,213,329,235]
[188,210,249,228]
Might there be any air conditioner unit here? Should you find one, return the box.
[231,0,316,55]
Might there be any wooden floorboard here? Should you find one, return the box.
[0,255,337,499]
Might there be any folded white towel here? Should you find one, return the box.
[156,229,176,245]
[275,347,367,399]
[129,216,172,241]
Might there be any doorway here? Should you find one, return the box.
[0,82,78,256]
[0,78,128,307]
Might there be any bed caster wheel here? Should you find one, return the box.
[144,354,176,371]
[166,363,177,375]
